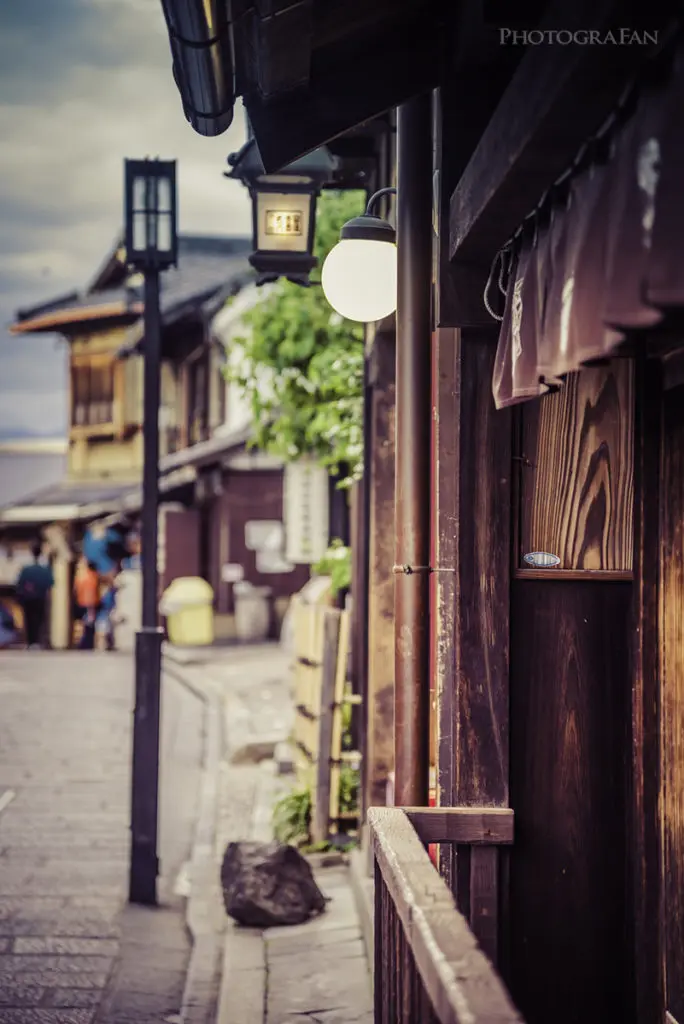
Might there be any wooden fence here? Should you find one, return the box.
[292,598,362,843]
[369,806,524,1024]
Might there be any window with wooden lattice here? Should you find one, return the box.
[71,358,115,429]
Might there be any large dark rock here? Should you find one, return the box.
[220,841,328,928]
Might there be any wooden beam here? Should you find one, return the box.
[405,806,514,845]
[449,0,669,263]
[245,15,440,172]
[434,48,522,326]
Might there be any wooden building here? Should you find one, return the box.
[156,2,683,1021]
[4,234,310,644]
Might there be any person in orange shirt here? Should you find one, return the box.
[74,557,100,651]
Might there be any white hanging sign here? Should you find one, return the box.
[284,459,329,565]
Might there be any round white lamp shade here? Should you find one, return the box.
[322,238,397,323]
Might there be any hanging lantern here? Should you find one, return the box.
[226,131,338,286]
[321,187,397,322]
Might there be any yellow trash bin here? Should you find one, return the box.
[160,577,214,647]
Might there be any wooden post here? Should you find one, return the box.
[433,327,512,967]
[394,94,432,809]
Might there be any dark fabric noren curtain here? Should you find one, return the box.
[493,38,684,409]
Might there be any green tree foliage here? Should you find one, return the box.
[312,539,352,597]
[226,190,366,487]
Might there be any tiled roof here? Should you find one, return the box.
[0,452,67,510]
[12,235,254,335]
[12,479,136,509]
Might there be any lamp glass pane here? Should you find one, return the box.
[133,176,147,211]
[157,177,172,213]
[132,212,147,252]
[256,191,311,252]
[157,213,172,252]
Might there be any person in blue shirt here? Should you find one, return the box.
[15,542,54,649]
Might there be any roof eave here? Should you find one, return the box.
[10,302,143,336]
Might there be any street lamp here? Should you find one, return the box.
[226,135,338,285]
[123,158,178,906]
[322,187,397,322]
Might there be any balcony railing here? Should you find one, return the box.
[369,806,524,1024]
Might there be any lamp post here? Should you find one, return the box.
[225,130,338,286]
[321,187,397,322]
[123,158,178,905]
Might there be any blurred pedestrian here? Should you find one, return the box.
[74,557,99,651]
[96,576,117,652]
[15,542,54,649]
[122,530,141,570]
[0,603,17,649]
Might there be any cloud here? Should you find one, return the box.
[0,0,251,438]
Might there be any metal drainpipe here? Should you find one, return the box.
[394,94,432,808]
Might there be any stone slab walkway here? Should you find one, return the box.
[0,651,206,1024]
[166,643,373,1024]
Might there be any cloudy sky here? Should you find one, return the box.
[0,0,251,438]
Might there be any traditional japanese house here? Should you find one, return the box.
[156,2,684,1022]
[3,233,265,645]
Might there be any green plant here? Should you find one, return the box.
[224,191,366,486]
[272,786,311,846]
[339,763,360,816]
[312,539,352,597]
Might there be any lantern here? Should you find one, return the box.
[124,159,178,271]
[226,132,338,285]
[321,187,397,322]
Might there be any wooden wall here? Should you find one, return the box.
[208,469,309,616]
[434,327,512,949]
[508,361,635,1024]
[660,384,684,1024]
[160,508,200,593]
[509,579,632,1022]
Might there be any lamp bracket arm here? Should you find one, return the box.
[366,186,397,216]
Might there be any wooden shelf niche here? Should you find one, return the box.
[515,359,634,579]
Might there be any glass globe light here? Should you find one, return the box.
[321,213,397,323]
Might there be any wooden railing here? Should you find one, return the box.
[369,806,525,1024]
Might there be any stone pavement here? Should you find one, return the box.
[0,650,205,1024]
[166,642,373,1024]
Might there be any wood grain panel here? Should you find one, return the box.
[519,361,634,571]
[631,353,662,1023]
[661,387,684,1024]
[453,330,511,807]
[509,579,632,1024]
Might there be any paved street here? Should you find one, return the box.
[0,651,205,1023]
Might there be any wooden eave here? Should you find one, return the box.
[242,4,446,171]
[9,301,143,336]
[448,0,678,266]
[161,0,451,170]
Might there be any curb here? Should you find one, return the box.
[349,846,375,978]
[165,658,226,1024]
